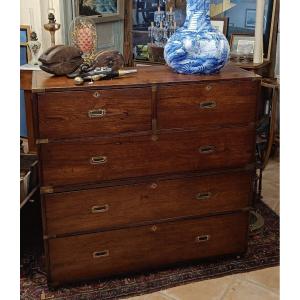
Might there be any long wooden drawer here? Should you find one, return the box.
[47,212,249,285]
[44,171,252,236]
[157,81,258,129]
[40,127,255,187]
[37,87,152,139]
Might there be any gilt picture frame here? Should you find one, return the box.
[74,0,125,23]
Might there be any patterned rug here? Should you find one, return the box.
[21,201,279,300]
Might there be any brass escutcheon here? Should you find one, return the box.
[93,91,101,98]
[150,183,158,189]
[205,85,212,91]
[151,225,158,232]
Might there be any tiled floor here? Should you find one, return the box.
[124,158,280,300]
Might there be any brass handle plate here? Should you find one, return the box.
[199,145,216,154]
[195,235,210,243]
[88,109,106,118]
[200,100,216,109]
[93,250,109,259]
[91,204,109,214]
[90,156,107,165]
[196,192,212,200]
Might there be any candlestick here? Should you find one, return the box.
[28,8,35,31]
[44,12,61,47]
[48,0,54,9]
[253,0,265,64]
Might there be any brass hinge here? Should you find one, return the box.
[36,138,49,144]
[40,186,54,194]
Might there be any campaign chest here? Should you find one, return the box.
[32,65,260,286]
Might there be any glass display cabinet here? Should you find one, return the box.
[129,0,277,65]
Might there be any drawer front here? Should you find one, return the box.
[44,171,252,236]
[37,88,152,139]
[157,81,258,129]
[40,127,255,187]
[48,212,249,284]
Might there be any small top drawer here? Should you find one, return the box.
[37,87,152,139]
[157,80,258,129]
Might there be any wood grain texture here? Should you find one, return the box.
[33,65,259,285]
[32,65,260,93]
[38,87,152,139]
[48,211,249,285]
[40,126,255,187]
[157,81,259,129]
[44,171,252,236]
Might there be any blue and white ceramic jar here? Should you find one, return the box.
[164,0,230,74]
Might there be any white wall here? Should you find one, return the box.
[20,0,65,54]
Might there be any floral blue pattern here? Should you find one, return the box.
[164,0,229,74]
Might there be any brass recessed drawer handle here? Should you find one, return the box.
[199,145,216,154]
[91,204,109,214]
[90,156,107,165]
[200,100,216,109]
[88,108,106,118]
[195,235,210,243]
[196,192,212,200]
[93,250,109,259]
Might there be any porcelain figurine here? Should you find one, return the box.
[164,0,230,74]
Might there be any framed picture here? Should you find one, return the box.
[74,0,125,23]
[219,0,278,61]
[230,33,255,55]
[245,9,256,28]
[211,17,229,36]
[20,25,31,65]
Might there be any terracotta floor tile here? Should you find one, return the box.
[162,276,235,300]
[222,279,279,300]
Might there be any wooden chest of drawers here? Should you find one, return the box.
[32,65,260,286]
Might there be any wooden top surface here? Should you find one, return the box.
[32,64,260,93]
[20,70,33,91]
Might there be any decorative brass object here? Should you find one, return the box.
[90,156,107,165]
[150,183,158,189]
[199,145,216,154]
[91,204,109,214]
[93,250,109,259]
[151,225,158,232]
[88,109,106,119]
[196,192,212,200]
[195,235,210,243]
[200,100,217,109]
[44,12,61,47]
[93,91,101,98]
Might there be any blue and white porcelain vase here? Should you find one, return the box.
[164,0,230,74]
